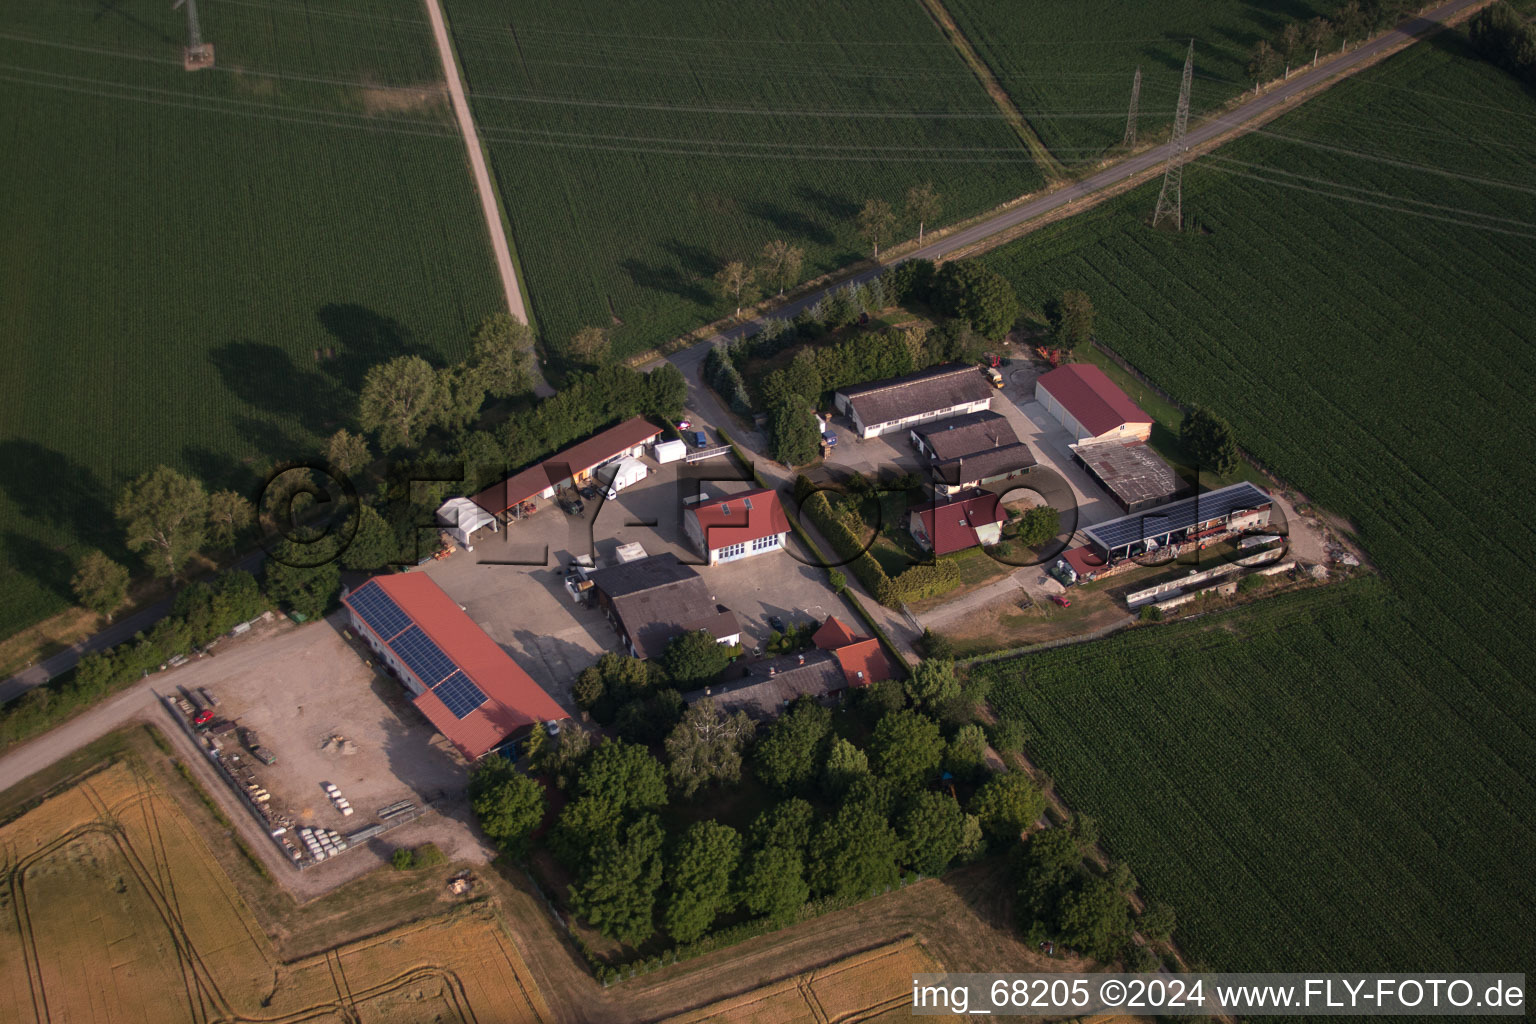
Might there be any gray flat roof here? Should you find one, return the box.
[836,364,993,427]
[1083,481,1273,552]
[1073,441,1181,507]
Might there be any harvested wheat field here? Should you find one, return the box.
[663,939,938,1023]
[0,760,551,1024]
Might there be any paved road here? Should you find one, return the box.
[420,0,554,398]
[664,0,1476,362]
[0,678,159,792]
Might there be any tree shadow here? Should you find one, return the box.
[232,415,312,470]
[1,531,76,601]
[182,444,263,500]
[315,303,426,393]
[660,238,719,278]
[618,258,714,306]
[795,185,858,223]
[0,440,116,552]
[209,340,340,436]
[745,200,834,246]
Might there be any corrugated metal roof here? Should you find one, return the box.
[837,364,993,428]
[1036,364,1152,437]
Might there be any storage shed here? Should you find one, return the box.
[1035,364,1153,444]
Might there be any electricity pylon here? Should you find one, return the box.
[173,0,214,70]
[1152,42,1194,231]
[1122,67,1142,148]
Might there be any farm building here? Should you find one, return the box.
[1082,481,1273,561]
[910,489,1008,556]
[435,497,498,549]
[585,552,741,659]
[470,416,660,519]
[833,364,994,439]
[685,649,847,721]
[341,574,565,760]
[1035,364,1153,444]
[683,487,791,565]
[1070,440,1184,513]
[812,614,893,688]
[910,410,1037,496]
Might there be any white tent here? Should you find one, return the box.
[435,497,497,549]
[602,457,648,499]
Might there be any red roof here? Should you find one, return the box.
[915,490,1007,556]
[1036,364,1152,437]
[344,574,565,760]
[471,416,661,514]
[687,488,790,552]
[812,615,892,688]
[1062,545,1109,579]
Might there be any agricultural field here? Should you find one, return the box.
[0,0,501,638]
[442,0,1043,361]
[972,32,1536,973]
[944,0,1333,165]
[0,758,552,1023]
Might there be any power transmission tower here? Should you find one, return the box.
[174,0,214,70]
[1122,67,1142,148]
[1152,41,1194,231]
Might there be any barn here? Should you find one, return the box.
[1082,481,1273,561]
[833,364,994,439]
[1035,364,1153,444]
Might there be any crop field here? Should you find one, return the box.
[442,0,1043,361]
[972,33,1536,973]
[0,759,552,1023]
[943,0,1333,165]
[0,0,501,639]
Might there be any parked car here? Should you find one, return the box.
[1051,594,1072,608]
[558,496,585,516]
[821,431,838,448]
[579,483,600,501]
[692,430,708,448]
[769,614,786,633]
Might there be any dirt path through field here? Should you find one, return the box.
[420,0,554,397]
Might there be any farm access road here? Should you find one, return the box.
[664,0,1481,370]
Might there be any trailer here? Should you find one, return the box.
[251,747,278,766]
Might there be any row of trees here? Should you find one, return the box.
[1468,2,1536,84]
[1246,0,1421,83]
[855,182,943,258]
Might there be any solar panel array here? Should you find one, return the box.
[390,625,458,688]
[1084,482,1272,551]
[433,671,489,720]
[346,583,411,641]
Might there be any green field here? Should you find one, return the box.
[0,0,501,637]
[442,0,1044,360]
[972,32,1536,973]
[945,0,1332,165]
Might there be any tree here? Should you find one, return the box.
[934,260,1018,341]
[573,651,654,723]
[905,183,942,245]
[662,821,741,942]
[339,502,399,571]
[970,772,1046,843]
[770,398,821,467]
[261,538,340,620]
[661,628,733,688]
[468,313,535,397]
[903,659,959,712]
[1016,505,1061,548]
[569,325,610,366]
[806,800,901,899]
[857,198,896,258]
[755,696,833,792]
[1179,406,1240,477]
[1057,289,1095,350]
[714,260,756,317]
[869,709,944,790]
[1279,22,1303,67]
[433,363,487,433]
[751,797,817,852]
[573,738,668,814]
[759,239,805,296]
[739,845,809,924]
[1303,16,1333,59]
[549,794,622,869]
[325,428,372,479]
[569,814,665,945]
[1247,39,1282,84]
[1058,876,1132,961]
[1139,902,1177,943]
[898,790,967,875]
[1334,0,1366,43]
[359,355,441,450]
[116,466,208,579]
[71,551,129,621]
[1016,826,1083,925]
[822,737,870,796]
[468,755,547,858]
[944,723,990,782]
[664,697,755,797]
[205,490,254,551]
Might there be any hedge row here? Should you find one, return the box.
[801,487,961,608]
[702,345,752,416]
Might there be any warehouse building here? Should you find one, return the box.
[910,411,1037,496]
[1070,440,1184,513]
[1035,364,1153,444]
[585,552,741,659]
[833,364,994,439]
[342,574,566,760]
[683,487,791,565]
[471,416,661,520]
[1082,481,1273,561]
[910,488,1008,556]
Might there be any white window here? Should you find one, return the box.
[751,535,779,552]
[719,542,747,559]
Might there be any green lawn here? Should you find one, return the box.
[972,31,1536,976]
[0,0,502,638]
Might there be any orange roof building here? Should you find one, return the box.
[683,488,791,565]
[812,615,893,689]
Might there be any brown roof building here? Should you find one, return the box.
[911,411,1037,496]
[833,364,994,439]
[685,649,847,721]
[585,553,741,660]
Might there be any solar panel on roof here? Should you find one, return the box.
[433,671,488,719]
[1084,483,1270,550]
[388,625,457,688]
[346,584,411,641]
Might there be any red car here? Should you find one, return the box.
[1051,594,1072,608]
[193,709,215,727]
